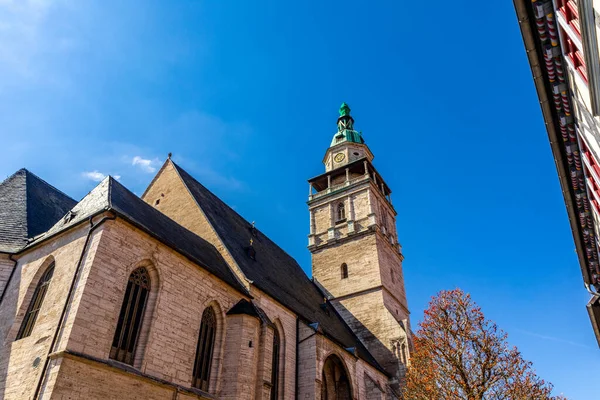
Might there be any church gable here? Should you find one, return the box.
[141,160,249,287]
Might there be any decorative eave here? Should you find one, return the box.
[308,157,392,196]
[514,0,600,343]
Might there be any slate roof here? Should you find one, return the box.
[0,169,77,253]
[227,299,274,327]
[31,176,247,294]
[172,162,384,372]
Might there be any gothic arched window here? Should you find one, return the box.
[270,329,281,400]
[110,267,151,365]
[341,263,348,279]
[337,202,346,222]
[321,354,352,400]
[16,262,55,340]
[193,307,217,391]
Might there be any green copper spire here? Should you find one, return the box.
[339,102,351,117]
[330,102,364,147]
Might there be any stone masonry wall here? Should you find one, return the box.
[334,289,407,383]
[1,216,301,400]
[251,290,297,400]
[312,189,371,235]
[315,331,390,400]
[57,219,248,397]
[312,233,381,299]
[297,322,318,399]
[46,355,211,400]
[297,321,391,400]
[220,314,260,399]
[0,224,94,400]
[376,236,408,314]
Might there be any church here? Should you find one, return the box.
[0,104,411,399]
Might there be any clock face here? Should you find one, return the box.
[334,153,345,163]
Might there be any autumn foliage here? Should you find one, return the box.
[403,289,565,400]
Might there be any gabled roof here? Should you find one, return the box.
[0,169,77,253]
[32,176,247,294]
[172,162,384,372]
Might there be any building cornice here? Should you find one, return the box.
[514,0,600,345]
[514,0,599,286]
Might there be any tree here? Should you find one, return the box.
[403,289,565,400]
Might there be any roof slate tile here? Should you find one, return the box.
[0,169,77,253]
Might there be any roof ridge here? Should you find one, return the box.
[107,175,114,209]
[171,161,242,220]
[169,161,251,289]
[0,168,27,186]
[171,160,308,273]
[23,169,77,203]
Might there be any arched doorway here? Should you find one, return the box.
[321,354,352,400]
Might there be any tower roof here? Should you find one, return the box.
[0,169,77,253]
[330,102,365,147]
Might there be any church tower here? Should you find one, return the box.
[308,103,410,387]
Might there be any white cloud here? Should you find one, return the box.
[82,170,105,182]
[114,175,121,180]
[132,156,159,173]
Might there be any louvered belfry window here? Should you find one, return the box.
[16,262,55,340]
[193,307,217,391]
[110,267,150,365]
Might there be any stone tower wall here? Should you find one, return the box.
[310,141,410,390]
[312,233,381,298]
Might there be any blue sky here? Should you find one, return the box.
[1,0,598,397]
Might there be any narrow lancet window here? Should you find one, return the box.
[337,202,346,222]
[110,267,151,365]
[16,262,55,340]
[270,329,281,400]
[341,263,348,279]
[193,307,217,391]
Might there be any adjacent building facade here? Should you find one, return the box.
[514,0,600,345]
[0,105,411,399]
